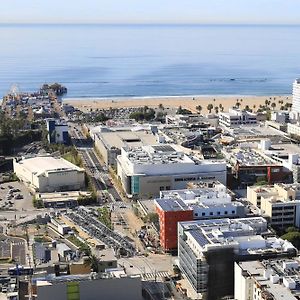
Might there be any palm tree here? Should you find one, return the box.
[253,104,256,111]
[271,102,276,110]
[214,106,219,114]
[245,105,251,112]
[235,102,241,109]
[196,105,202,114]
[219,103,224,112]
[158,103,164,110]
[207,104,213,113]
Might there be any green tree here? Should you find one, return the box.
[281,231,300,249]
[271,102,276,110]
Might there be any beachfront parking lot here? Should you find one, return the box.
[0,181,34,212]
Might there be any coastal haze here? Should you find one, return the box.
[1,24,300,99]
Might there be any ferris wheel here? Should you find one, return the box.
[9,84,20,97]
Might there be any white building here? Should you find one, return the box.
[219,108,257,128]
[292,79,300,116]
[46,119,69,144]
[117,144,227,198]
[288,123,300,137]
[271,111,289,124]
[14,155,85,192]
[235,259,300,300]
[156,182,245,219]
[178,218,296,300]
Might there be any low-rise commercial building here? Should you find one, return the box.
[46,119,69,144]
[247,183,300,229]
[32,274,142,300]
[37,191,91,208]
[14,155,85,192]
[155,182,245,251]
[117,144,227,198]
[235,259,300,300]
[219,108,257,128]
[178,218,296,300]
[222,147,292,188]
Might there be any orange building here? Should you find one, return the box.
[155,199,193,252]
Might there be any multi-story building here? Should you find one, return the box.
[14,155,85,192]
[46,119,69,144]
[178,218,296,300]
[94,126,157,167]
[288,123,300,138]
[222,147,292,188]
[117,144,227,198]
[292,79,300,116]
[247,183,300,229]
[155,182,245,251]
[219,108,257,128]
[235,259,300,300]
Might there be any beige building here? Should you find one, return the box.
[14,155,85,192]
[94,128,157,167]
[247,183,300,228]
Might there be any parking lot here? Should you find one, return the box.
[0,181,34,212]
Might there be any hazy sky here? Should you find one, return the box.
[1,0,299,24]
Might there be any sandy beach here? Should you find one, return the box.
[64,95,291,113]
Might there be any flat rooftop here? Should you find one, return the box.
[95,130,157,150]
[155,198,191,212]
[160,184,229,201]
[239,259,300,299]
[271,143,300,155]
[16,155,84,175]
[225,148,278,166]
[124,144,223,166]
[156,197,243,212]
[180,218,295,256]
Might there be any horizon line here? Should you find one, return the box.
[1,22,300,26]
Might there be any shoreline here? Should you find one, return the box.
[64,94,291,113]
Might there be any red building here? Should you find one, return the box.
[155,199,193,252]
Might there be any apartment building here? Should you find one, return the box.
[219,108,257,128]
[247,183,300,229]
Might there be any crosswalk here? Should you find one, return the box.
[142,271,170,280]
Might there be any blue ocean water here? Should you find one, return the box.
[0,24,299,98]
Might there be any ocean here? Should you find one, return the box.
[0,24,299,98]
